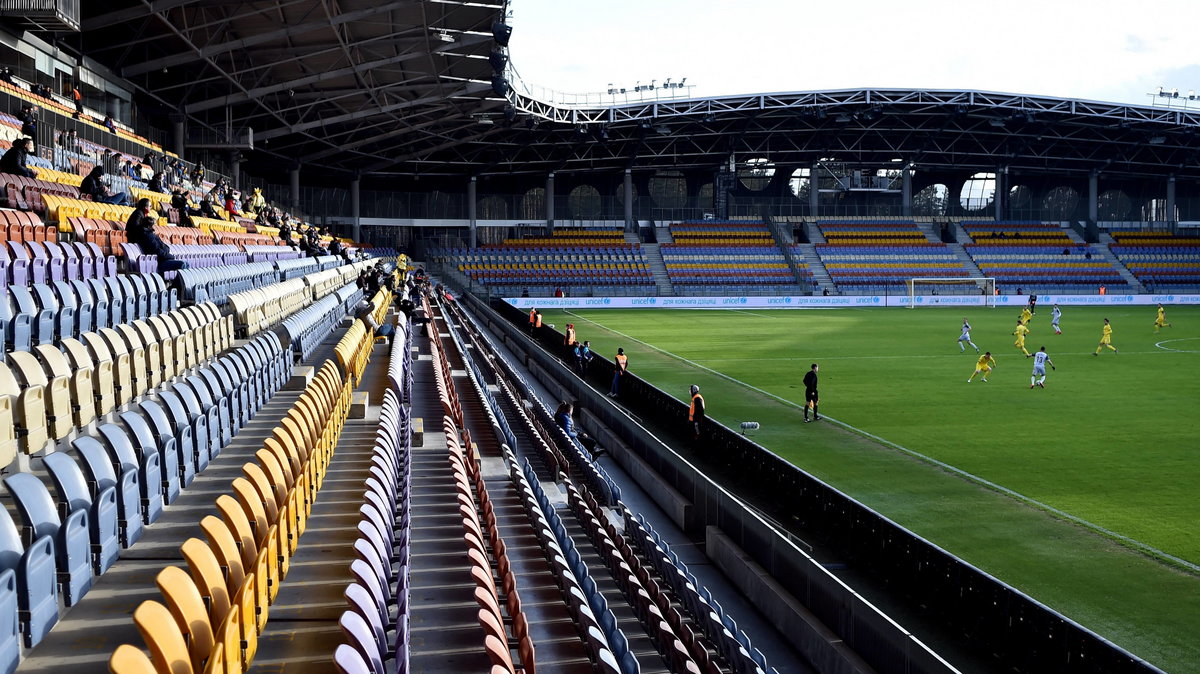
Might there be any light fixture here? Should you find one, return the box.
[492,21,512,46]
[435,31,454,43]
[1148,135,1166,145]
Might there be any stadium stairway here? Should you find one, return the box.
[13,323,356,672]
[653,225,673,244]
[947,242,985,278]
[794,243,834,293]
[640,243,675,296]
[1094,244,1145,292]
[247,329,393,672]
[916,222,942,243]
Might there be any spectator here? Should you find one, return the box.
[72,84,83,117]
[1062,247,1070,255]
[123,159,138,179]
[125,202,187,272]
[1,138,38,178]
[1084,249,1093,260]
[554,402,602,458]
[554,286,565,298]
[190,162,205,186]
[196,198,220,219]
[223,191,241,217]
[353,298,381,332]
[18,105,37,144]
[103,115,116,132]
[0,67,13,84]
[247,187,267,212]
[575,340,593,377]
[80,166,130,205]
[148,172,168,194]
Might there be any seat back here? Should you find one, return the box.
[3,473,62,541]
[108,644,157,674]
[155,565,215,673]
[132,600,192,674]
[0,505,57,648]
[180,537,231,626]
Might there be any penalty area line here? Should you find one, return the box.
[565,310,1200,575]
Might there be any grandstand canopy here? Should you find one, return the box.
[60,2,1200,182]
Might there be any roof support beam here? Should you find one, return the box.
[121,0,418,77]
[256,83,486,140]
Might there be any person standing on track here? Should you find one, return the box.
[688,385,705,439]
[803,363,820,422]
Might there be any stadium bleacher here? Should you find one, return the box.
[449,226,655,294]
[1108,230,1200,291]
[961,221,1129,293]
[813,220,970,293]
[662,220,807,290]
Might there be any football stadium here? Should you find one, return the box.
[0,1,1197,674]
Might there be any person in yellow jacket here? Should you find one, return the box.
[1094,318,1118,355]
[609,348,628,398]
[688,385,705,439]
[528,308,537,334]
[1013,319,1031,357]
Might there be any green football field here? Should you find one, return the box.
[539,304,1200,673]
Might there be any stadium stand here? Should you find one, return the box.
[1108,230,1200,292]
[449,227,655,295]
[813,220,969,293]
[661,220,808,291]
[961,221,1129,293]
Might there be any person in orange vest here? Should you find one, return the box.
[528,307,537,334]
[534,311,543,330]
[1098,284,1106,296]
[688,385,705,440]
[565,323,576,348]
[609,348,628,398]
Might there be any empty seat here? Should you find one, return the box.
[73,436,143,548]
[0,504,57,648]
[4,472,93,606]
[96,422,164,526]
[42,451,120,575]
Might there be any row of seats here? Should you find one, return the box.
[276,285,363,363]
[3,239,117,286]
[0,301,226,466]
[229,261,372,337]
[334,331,413,674]
[1108,234,1200,287]
[0,329,288,666]
[110,348,359,674]
[0,210,53,243]
[2,273,174,351]
[962,222,1075,246]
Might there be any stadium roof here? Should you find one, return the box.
[60,2,1200,182]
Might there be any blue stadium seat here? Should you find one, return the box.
[42,451,120,576]
[3,472,93,606]
[0,499,57,648]
[95,422,163,526]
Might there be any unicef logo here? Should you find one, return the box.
[784,297,792,304]
[1125,295,1133,301]
[648,297,657,304]
[739,297,748,304]
[872,296,880,304]
[1001,296,1010,303]
[916,297,924,304]
[603,298,611,305]
[1168,295,1175,301]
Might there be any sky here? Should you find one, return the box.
[507,0,1200,107]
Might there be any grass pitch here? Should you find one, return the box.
[540,304,1200,672]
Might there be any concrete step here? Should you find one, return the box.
[1091,244,1145,292]
[640,242,674,295]
[948,242,985,277]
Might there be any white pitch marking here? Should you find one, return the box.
[565,310,1200,574]
[1154,337,1200,354]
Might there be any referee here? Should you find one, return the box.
[803,363,820,422]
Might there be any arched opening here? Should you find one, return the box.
[477,196,508,220]
[697,182,713,208]
[648,171,687,209]
[789,168,810,199]
[1008,185,1032,211]
[519,187,544,220]
[959,172,996,212]
[568,184,602,218]
[738,158,774,191]
[913,184,948,216]
[1142,198,1177,222]
[1043,186,1080,220]
[1097,189,1132,221]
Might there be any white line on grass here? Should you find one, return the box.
[566,310,1200,575]
[688,350,1173,362]
[1154,337,1200,354]
[727,309,779,319]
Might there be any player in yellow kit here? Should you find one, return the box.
[1020,306,1033,325]
[1154,304,1172,333]
[1013,320,1031,357]
[1094,318,1118,355]
[968,351,996,382]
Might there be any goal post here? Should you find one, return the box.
[906,278,996,308]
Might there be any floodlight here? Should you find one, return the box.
[491,75,509,97]
[492,21,512,46]
[1148,135,1166,145]
[488,51,507,72]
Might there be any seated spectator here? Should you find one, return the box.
[18,104,37,142]
[80,166,130,205]
[554,402,603,458]
[247,187,267,212]
[223,191,242,217]
[103,115,116,132]
[148,172,168,194]
[125,200,187,272]
[0,66,13,84]
[196,198,220,219]
[1,138,38,178]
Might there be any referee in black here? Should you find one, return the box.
[803,363,820,422]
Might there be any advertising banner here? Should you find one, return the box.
[504,294,1200,310]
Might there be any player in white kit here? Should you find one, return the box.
[1051,305,1062,335]
[958,318,979,353]
[1030,346,1056,388]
